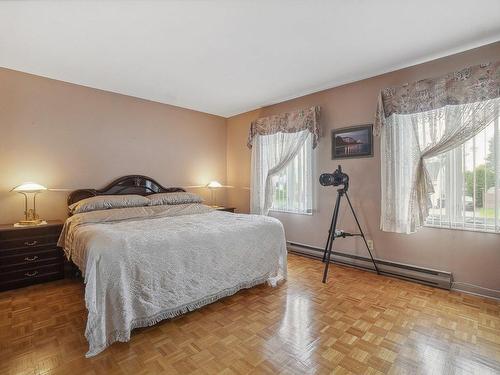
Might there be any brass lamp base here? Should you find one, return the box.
[14,219,47,227]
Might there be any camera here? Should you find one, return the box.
[319,165,349,187]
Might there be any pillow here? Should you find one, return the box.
[147,192,203,206]
[69,194,150,214]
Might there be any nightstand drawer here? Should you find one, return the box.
[0,235,59,251]
[0,249,63,270]
[0,263,63,283]
[0,225,61,241]
[0,263,64,291]
[0,244,60,258]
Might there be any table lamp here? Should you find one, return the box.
[206,180,222,207]
[11,182,47,226]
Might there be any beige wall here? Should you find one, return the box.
[227,42,500,292]
[2,43,499,294]
[0,68,227,224]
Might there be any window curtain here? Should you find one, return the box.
[375,61,500,233]
[248,106,320,215]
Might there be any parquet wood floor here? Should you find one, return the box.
[1,254,499,375]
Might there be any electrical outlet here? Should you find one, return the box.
[366,240,374,250]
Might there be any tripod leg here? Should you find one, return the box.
[345,192,380,275]
[322,205,337,263]
[323,191,342,283]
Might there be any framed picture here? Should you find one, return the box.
[331,124,373,159]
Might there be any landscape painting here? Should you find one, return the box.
[331,124,373,159]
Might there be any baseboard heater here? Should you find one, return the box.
[288,241,452,290]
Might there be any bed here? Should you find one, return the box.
[57,175,287,357]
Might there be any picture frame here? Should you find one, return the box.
[331,124,373,159]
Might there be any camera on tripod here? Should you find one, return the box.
[319,165,379,283]
[319,165,349,190]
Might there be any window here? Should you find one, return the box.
[426,114,500,233]
[270,133,313,214]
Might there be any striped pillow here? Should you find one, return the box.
[69,194,150,214]
[148,192,203,206]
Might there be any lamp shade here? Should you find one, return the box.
[206,181,222,188]
[11,182,47,193]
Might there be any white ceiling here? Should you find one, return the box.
[1,1,500,117]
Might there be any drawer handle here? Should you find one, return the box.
[24,256,39,261]
[24,271,39,277]
[24,240,38,246]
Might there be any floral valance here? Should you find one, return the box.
[374,61,500,134]
[247,106,321,149]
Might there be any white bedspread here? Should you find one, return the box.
[57,204,287,357]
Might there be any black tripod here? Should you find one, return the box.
[322,185,380,283]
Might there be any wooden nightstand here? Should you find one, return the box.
[0,220,64,291]
[215,207,236,213]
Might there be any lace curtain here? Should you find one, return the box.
[376,62,500,233]
[251,130,311,215]
[248,106,320,215]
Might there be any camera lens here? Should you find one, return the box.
[319,173,335,186]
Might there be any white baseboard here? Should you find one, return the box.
[451,282,500,300]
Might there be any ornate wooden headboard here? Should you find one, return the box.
[67,175,186,206]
